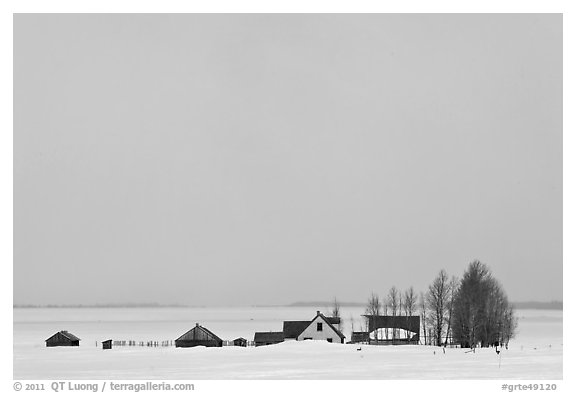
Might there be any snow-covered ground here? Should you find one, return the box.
[13,307,562,379]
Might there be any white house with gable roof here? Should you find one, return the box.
[296,311,346,343]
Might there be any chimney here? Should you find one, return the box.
[196,323,199,327]
[317,310,320,316]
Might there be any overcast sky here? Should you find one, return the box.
[14,14,562,306]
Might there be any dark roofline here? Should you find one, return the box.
[326,316,341,325]
[314,312,346,340]
[175,324,222,342]
[283,320,310,339]
[284,312,346,340]
[254,332,284,342]
[197,325,222,342]
[45,331,81,342]
[361,315,420,334]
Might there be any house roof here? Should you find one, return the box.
[175,324,222,342]
[362,315,420,334]
[254,332,284,343]
[283,321,310,339]
[60,331,81,341]
[45,330,81,342]
[285,312,346,340]
[313,312,346,340]
[233,337,246,342]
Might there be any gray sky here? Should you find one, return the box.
[14,14,562,306]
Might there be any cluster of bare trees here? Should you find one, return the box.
[422,261,517,348]
[361,276,456,345]
[363,260,517,348]
[419,269,459,346]
[451,260,517,349]
[364,286,418,341]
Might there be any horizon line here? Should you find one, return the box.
[13,299,564,309]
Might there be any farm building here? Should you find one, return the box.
[254,332,284,347]
[283,311,345,343]
[175,323,223,348]
[102,340,112,350]
[233,337,247,347]
[297,311,345,343]
[45,331,81,347]
[362,315,420,344]
[350,332,370,344]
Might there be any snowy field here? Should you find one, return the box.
[13,306,562,379]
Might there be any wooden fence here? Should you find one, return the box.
[97,340,256,347]
[102,340,173,347]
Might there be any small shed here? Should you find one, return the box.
[254,332,284,347]
[102,339,112,350]
[175,323,223,348]
[233,337,247,347]
[350,331,370,344]
[45,331,81,347]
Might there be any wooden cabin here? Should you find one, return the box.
[233,337,247,347]
[102,339,112,350]
[175,323,223,348]
[45,331,81,347]
[254,332,284,347]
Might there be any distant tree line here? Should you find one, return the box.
[362,260,517,349]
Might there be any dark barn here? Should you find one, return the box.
[175,323,223,348]
[363,315,420,344]
[102,339,112,350]
[254,332,284,347]
[233,337,247,347]
[45,331,81,347]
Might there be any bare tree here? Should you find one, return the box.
[331,297,341,319]
[451,260,517,348]
[331,297,343,333]
[365,292,381,341]
[427,269,450,346]
[382,299,389,340]
[398,292,403,337]
[403,287,417,339]
[501,306,518,348]
[349,314,355,343]
[443,276,459,346]
[388,286,399,340]
[403,286,417,316]
[451,261,491,348]
[419,291,428,345]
